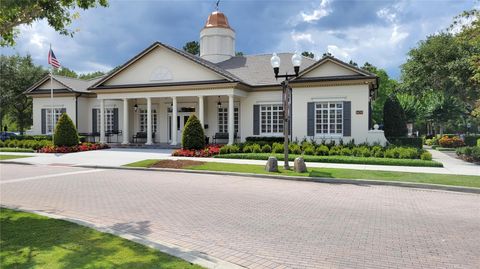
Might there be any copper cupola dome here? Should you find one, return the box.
[204,11,232,29]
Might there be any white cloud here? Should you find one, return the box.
[301,0,331,23]
[291,32,314,43]
[327,45,355,60]
[376,7,397,23]
[390,25,409,44]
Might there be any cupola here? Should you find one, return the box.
[200,10,235,63]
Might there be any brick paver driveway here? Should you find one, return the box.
[1,163,479,269]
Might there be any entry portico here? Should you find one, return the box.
[94,88,246,145]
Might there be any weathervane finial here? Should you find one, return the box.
[216,0,220,11]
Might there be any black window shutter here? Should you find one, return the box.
[343,101,351,137]
[92,109,98,133]
[253,105,260,135]
[113,108,119,131]
[307,102,315,136]
[60,108,66,114]
[41,109,46,134]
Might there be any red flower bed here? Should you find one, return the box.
[172,144,221,157]
[38,143,109,153]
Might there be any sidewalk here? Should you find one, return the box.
[2,148,479,176]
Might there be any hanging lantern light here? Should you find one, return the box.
[217,96,222,108]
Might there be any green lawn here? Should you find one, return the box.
[214,153,443,167]
[0,154,32,160]
[125,160,480,188]
[0,208,203,269]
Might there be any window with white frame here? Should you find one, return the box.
[95,108,115,133]
[218,107,239,133]
[139,109,157,133]
[315,102,343,135]
[46,108,63,133]
[260,104,284,135]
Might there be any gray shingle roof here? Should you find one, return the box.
[53,75,105,93]
[215,53,317,86]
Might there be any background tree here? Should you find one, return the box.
[0,54,47,133]
[235,51,244,56]
[1,0,109,46]
[301,51,314,59]
[361,62,398,124]
[183,41,200,55]
[79,71,105,80]
[383,95,408,138]
[53,66,78,78]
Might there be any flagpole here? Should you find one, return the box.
[50,44,54,142]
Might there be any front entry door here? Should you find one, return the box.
[168,112,193,142]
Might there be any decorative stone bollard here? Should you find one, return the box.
[294,157,307,173]
[265,156,279,172]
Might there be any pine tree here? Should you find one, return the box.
[181,114,205,150]
[53,113,79,146]
[383,95,408,138]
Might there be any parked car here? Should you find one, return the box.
[0,132,17,141]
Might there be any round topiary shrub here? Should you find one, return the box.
[54,113,79,147]
[261,144,272,153]
[181,114,205,150]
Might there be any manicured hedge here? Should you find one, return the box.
[387,137,423,149]
[0,139,52,150]
[214,153,443,167]
[0,148,35,153]
[245,136,284,144]
[54,113,79,147]
[8,135,52,141]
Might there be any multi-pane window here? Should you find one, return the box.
[260,105,284,134]
[46,108,63,133]
[315,102,343,135]
[218,107,239,133]
[139,109,157,133]
[95,108,115,133]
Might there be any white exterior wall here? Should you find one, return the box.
[302,61,358,77]
[291,84,371,144]
[31,96,76,134]
[240,91,283,141]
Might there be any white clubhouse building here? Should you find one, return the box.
[25,10,387,146]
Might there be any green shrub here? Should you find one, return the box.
[456,146,480,163]
[374,150,384,158]
[388,137,423,149]
[340,148,352,156]
[0,148,35,153]
[272,143,284,153]
[315,145,329,156]
[289,144,302,154]
[464,136,480,146]
[220,145,240,154]
[303,146,315,156]
[360,147,371,157]
[245,136,284,145]
[398,148,418,159]
[181,114,205,150]
[53,113,79,147]
[420,151,432,161]
[252,144,262,153]
[329,146,341,156]
[301,141,314,151]
[219,146,229,154]
[243,145,253,153]
[261,144,272,153]
[478,139,480,147]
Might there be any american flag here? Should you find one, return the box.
[48,47,61,68]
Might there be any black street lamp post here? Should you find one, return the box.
[270,53,302,170]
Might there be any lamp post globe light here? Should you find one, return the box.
[270,52,302,170]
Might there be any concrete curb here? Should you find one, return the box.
[78,164,480,194]
[1,205,245,269]
[0,160,34,165]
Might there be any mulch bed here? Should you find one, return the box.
[150,160,205,169]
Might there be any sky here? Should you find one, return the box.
[1,0,477,79]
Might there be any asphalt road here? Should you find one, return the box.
[1,163,479,269]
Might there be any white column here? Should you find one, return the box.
[171,96,178,145]
[122,98,129,144]
[146,97,153,145]
[198,96,204,127]
[99,99,105,144]
[228,94,234,145]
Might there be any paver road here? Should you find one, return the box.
[1,163,479,268]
